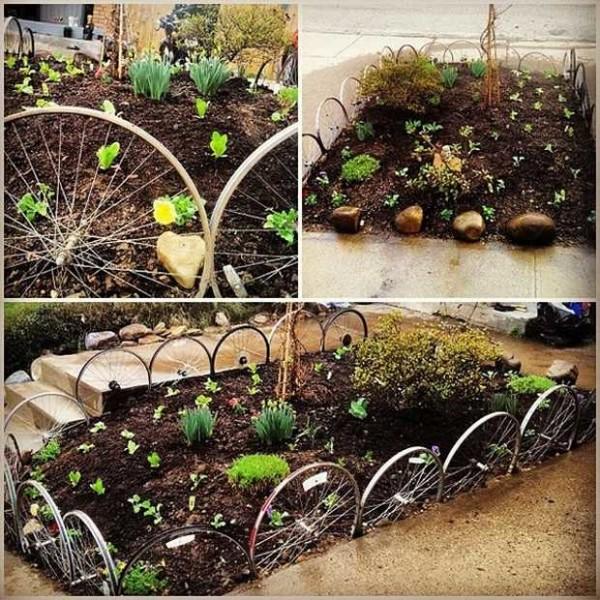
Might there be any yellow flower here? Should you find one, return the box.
[153,198,177,226]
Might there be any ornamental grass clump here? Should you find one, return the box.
[180,407,217,445]
[226,453,290,488]
[253,399,296,445]
[189,57,231,97]
[128,56,171,100]
[359,55,443,114]
[352,312,501,413]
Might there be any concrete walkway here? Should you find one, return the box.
[302,233,596,299]
[236,442,596,596]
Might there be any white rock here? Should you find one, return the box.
[157,232,206,290]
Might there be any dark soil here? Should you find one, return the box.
[4,56,297,298]
[303,64,595,245]
[16,348,591,596]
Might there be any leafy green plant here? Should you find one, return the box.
[512,155,524,167]
[277,86,298,110]
[121,429,135,440]
[441,65,458,88]
[147,452,161,469]
[532,101,543,111]
[205,378,221,394]
[563,107,574,119]
[490,392,519,416]
[407,162,470,202]
[121,562,168,595]
[341,154,380,183]
[353,313,501,413]
[210,513,226,529]
[331,191,347,208]
[190,472,208,491]
[305,193,318,206]
[470,59,486,78]
[209,131,228,158]
[247,363,262,395]
[189,58,231,97]
[263,209,297,244]
[355,120,375,141]
[33,439,61,464]
[128,56,171,100]
[509,92,521,102]
[195,97,209,119]
[101,99,116,115]
[269,509,289,528]
[552,188,566,206]
[481,205,496,222]
[77,443,95,454]
[153,405,166,421]
[226,453,290,488]
[334,345,352,360]
[67,470,81,487]
[315,171,330,187]
[323,493,339,510]
[523,123,533,133]
[383,193,400,209]
[66,63,84,77]
[152,194,198,227]
[458,125,474,138]
[5,55,17,69]
[439,208,454,222]
[128,495,163,524]
[348,397,368,420]
[195,394,212,408]
[126,440,140,455]
[180,407,217,445]
[96,142,120,170]
[507,374,556,396]
[15,76,33,95]
[360,55,443,113]
[89,478,106,496]
[17,183,52,222]
[253,400,296,446]
[89,421,107,434]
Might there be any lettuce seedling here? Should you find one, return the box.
[210,513,226,529]
[120,429,135,439]
[77,442,95,454]
[263,208,298,245]
[5,55,17,69]
[96,141,120,170]
[153,405,166,421]
[45,68,62,83]
[66,63,84,77]
[348,397,368,420]
[101,99,116,115]
[126,440,140,455]
[17,192,49,222]
[15,77,33,95]
[195,97,209,119]
[204,378,221,394]
[147,452,161,469]
[209,131,228,158]
[89,421,107,433]
[89,478,106,495]
[67,470,81,487]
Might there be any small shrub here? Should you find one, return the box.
[341,154,380,184]
[121,562,168,595]
[189,58,231,97]
[441,65,458,88]
[359,55,443,114]
[407,162,470,202]
[128,57,171,100]
[226,453,290,488]
[353,312,501,413]
[180,407,216,445]
[253,400,296,445]
[507,374,556,396]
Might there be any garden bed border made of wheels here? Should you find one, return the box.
[4,305,596,595]
[302,41,595,183]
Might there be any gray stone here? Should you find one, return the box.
[546,360,578,384]
[5,370,32,384]
[215,311,230,327]
[505,213,556,245]
[119,323,151,341]
[85,331,119,350]
[394,205,423,234]
[452,211,485,242]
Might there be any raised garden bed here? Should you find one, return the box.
[303,51,595,246]
[4,54,298,298]
[5,317,595,596]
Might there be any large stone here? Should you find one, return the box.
[85,331,119,350]
[165,325,187,338]
[119,323,151,341]
[251,312,270,325]
[546,360,578,384]
[5,370,32,384]
[393,205,423,234]
[153,321,167,335]
[452,211,485,242]
[138,334,165,345]
[496,353,522,373]
[157,231,206,289]
[505,212,556,245]
[215,311,230,327]
[329,206,363,234]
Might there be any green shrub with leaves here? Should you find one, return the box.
[352,312,501,413]
[128,56,171,100]
[226,453,290,488]
[341,154,380,183]
[180,407,217,445]
[121,562,168,595]
[507,374,556,396]
[253,400,296,445]
[189,58,231,97]
[359,55,443,114]
[33,439,61,464]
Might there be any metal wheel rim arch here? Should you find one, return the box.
[519,384,579,460]
[302,132,325,183]
[63,509,118,595]
[75,347,152,405]
[23,26,35,58]
[338,76,363,120]
[4,391,90,429]
[209,122,298,297]
[211,324,271,373]
[517,51,558,73]
[358,446,444,534]
[4,16,24,57]
[315,96,350,151]
[149,335,214,383]
[248,461,361,573]
[116,525,255,595]
[395,44,420,62]
[575,389,596,445]
[5,106,214,298]
[322,307,368,351]
[16,479,75,580]
[4,461,20,544]
[4,432,24,476]
[442,40,483,62]
[267,308,325,358]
